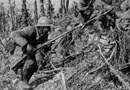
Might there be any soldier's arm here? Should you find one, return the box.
[36,32,48,45]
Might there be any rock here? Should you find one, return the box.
[18,81,32,90]
[33,72,64,90]
[3,87,8,90]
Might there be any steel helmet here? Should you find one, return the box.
[37,16,52,27]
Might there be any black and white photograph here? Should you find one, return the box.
[0,0,130,90]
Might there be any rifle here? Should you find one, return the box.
[11,7,114,70]
[10,24,83,70]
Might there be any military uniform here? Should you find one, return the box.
[10,25,49,81]
[4,17,52,89]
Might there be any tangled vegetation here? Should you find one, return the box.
[1,0,130,90]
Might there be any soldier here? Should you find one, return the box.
[3,16,52,89]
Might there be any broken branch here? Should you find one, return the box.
[97,44,130,90]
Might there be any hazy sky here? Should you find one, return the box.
[0,0,79,12]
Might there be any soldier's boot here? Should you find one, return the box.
[20,59,37,90]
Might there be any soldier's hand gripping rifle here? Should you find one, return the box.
[11,7,114,70]
[10,24,83,70]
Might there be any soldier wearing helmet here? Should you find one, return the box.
[3,16,52,89]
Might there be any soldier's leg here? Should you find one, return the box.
[35,52,46,70]
[22,57,38,83]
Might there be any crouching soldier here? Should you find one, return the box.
[3,16,52,89]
